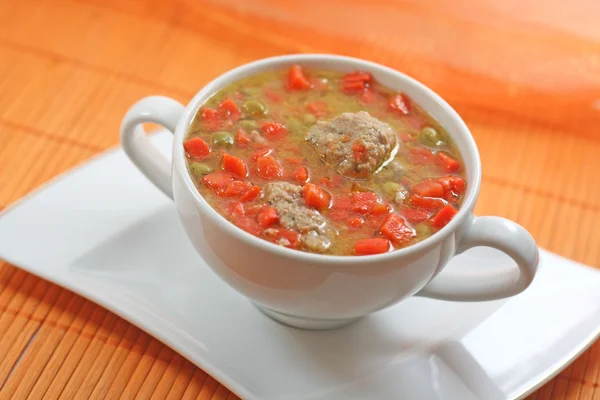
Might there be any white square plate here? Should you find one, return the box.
[0,132,599,400]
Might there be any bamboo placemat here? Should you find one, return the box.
[0,0,598,398]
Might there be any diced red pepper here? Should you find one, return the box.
[355,238,390,255]
[388,93,411,115]
[234,216,262,236]
[221,153,248,178]
[240,185,261,202]
[203,171,234,190]
[400,208,431,223]
[217,180,252,198]
[295,167,309,184]
[261,122,288,140]
[201,108,219,121]
[183,137,211,159]
[287,64,312,91]
[408,146,435,164]
[256,155,283,179]
[360,89,377,104]
[348,217,364,228]
[351,192,382,214]
[230,201,246,217]
[218,98,241,121]
[380,213,414,244]
[235,129,251,145]
[276,228,301,248]
[306,101,327,117]
[372,203,391,216]
[436,152,461,172]
[257,206,279,228]
[429,205,458,229]
[410,194,446,210]
[437,176,466,195]
[412,179,445,198]
[304,183,331,210]
[250,148,273,162]
[341,71,372,94]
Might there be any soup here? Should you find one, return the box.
[183,65,466,256]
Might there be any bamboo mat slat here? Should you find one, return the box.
[0,0,599,398]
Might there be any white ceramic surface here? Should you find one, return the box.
[120,54,539,329]
[0,132,598,399]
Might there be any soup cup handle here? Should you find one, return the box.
[121,96,185,199]
[417,216,540,301]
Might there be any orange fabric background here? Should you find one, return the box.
[0,0,599,398]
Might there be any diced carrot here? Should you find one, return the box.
[276,228,301,248]
[295,167,309,184]
[355,238,390,255]
[264,88,282,102]
[388,93,411,115]
[351,192,382,214]
[234,216,262,236]
[408,146,435,164]
[203,171,234,190]
[412,179,445,198]
[352,141,367,161]
[256,155,283,179]
[287,64,312,91]
[222,153,248,178]
[436,152,461,172]
[217,180,252,198]
[250,148,273,162]
[235,129,251,145]
[261,122,288,140]
[348,217,364,228]
[307,101,327,117]
[343,71,372,83]
[239,185,261,202]
[304,183,332,210]
[183,137,211,159]
[257,206,279,228]
[400,208,431,223]
[429,205,458,229]
[409,194,446,210]
[230,201,246,217]
[380,213,414,244]
[218,98,241,121]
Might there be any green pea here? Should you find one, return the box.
[303,113,317,125]
[381,181,402,197]
[212,131,234,148]
[420,127,445,147]
[238,119,258,131]
[414,223,433,238]
[287,118,305,135]
[189,162,212,177]
[242,99,267,117]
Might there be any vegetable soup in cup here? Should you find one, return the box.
[183,66,466,256]
[121,54,539,329]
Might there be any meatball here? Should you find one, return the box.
[264,182,332,252]
[306,111,397,179]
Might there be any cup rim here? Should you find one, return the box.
[172,53,481,264]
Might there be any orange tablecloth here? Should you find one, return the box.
[0,0,599,398]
